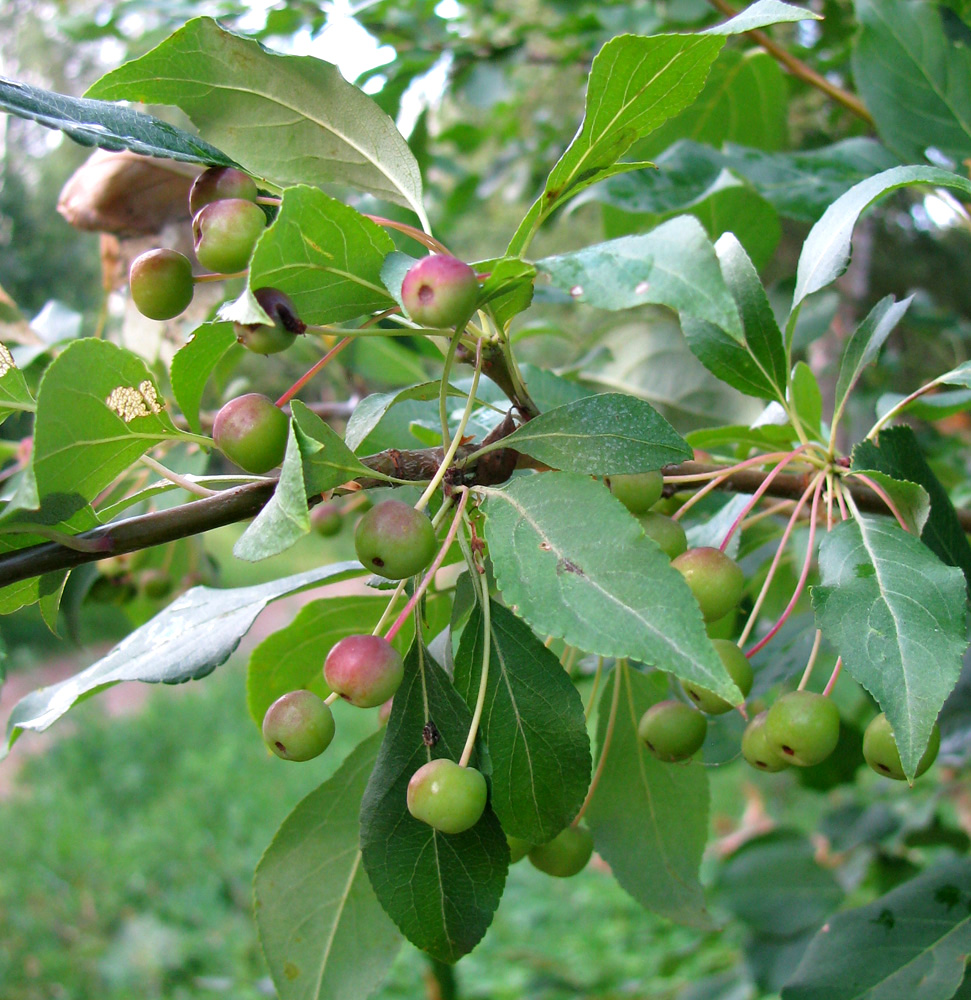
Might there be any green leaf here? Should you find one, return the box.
[812,515,967,779]
[0,344,34,426]
[246,596,414,726]
[87,17,429,226]
[790,362,823,439]
[852,427,971,591]
[781,856,971,1000]
[507,32,725,255]
[255,732,403,1000]
[853,0,971,164]
[848,470,930,536]
[453,603,591,844]
[477,257,537,330]
[601,159,781,271]
[537,216,743,339]
[2,561,363,756]
[359,643,507,963]
[585,663,711,927]
[937,359,971,389]
[832,296,913,432]
[379,251,416,310]
[497,392,691,474]
[345,382,469,453]
[876,387,971,424]
[238,186,395,326]
[703,0,821,34]
[593,138,899,225]
[0,76,237,166]
[634,51,788,160]
[6,339,180,523]
[717,830,843,939]
[793,166,971,309]
[681,233,787,403]
[234,402,379,561]
[481,472,740,702]
[170,323,239,435]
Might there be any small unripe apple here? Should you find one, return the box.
[189,166,259,215]
[639,511,687,559]
[607,470,664,514]
[262,690,335,761]
[192,198,266,273]
[407,758,487,834]
[638,700,707,762]
[401,255,479,328]
[672,547,745,623]
[324,634,404,708]
[863,713,940,781]
[235,286,306,355]
[129,248,194,320]
[212,393,288,474]
[682,640,753,715]
[506,834,532,864]
[528,825,594,878]
[354,499,437,579]
[764,690,840,767]
[741,711,789,772]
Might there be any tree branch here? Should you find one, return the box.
[1,450,966,589]
[704,0,875,126]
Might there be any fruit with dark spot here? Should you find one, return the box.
[528,825,594,877]
[212,393,288,474]
[741,711,790,772]
[863,712,940,781]
[235,286,306,355]
[682,640,753,715]
[607,470,664,514]
[637,700,707,762]
[324,634,404,708]
[406,758,487,834]
[672,547,745,623]
[262,690,335,761]
[401,254,479,328]
[189,166,259,216]
[129,248,194,320]
[354,499,437,579]
[192,198,266,273]
[764,690,840,767]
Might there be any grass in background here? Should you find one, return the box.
[0,656,743,1000]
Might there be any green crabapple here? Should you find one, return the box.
[406,758,487,834]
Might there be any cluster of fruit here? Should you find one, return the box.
[606,472,942,785]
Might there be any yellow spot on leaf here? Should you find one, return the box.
[0,344,16,377]
[106,381,163,422]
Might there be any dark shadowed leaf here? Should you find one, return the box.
[586,663,711,926]
[359,643,507,963]
[453,603,591,844]
[782,857,971,1000]
[255,732,402,1000]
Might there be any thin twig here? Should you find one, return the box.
[704,0,875,125]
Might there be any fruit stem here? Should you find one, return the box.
[739,470,824,649]
[849,472,911,532]
[669,450,807,521]
[585,657,605,722]
[416,339,483,512]
[822,656,844,697]
[275,337,352,408]
[458,508,490,769]
[139,454,218,498]
[371,578,410,637]
[385,489,470,643]
[365,215,449,254]
[574,657,624,825]
[193,270,247,283]
[863,377,942,443]
[324,691,340,706]
[718,445,812,551]
[796,629,825,691]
